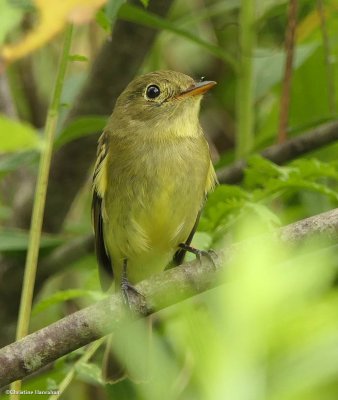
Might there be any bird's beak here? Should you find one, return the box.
[177,80,217,98]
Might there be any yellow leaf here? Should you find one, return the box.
[296,10,320,43]
[1,0,106,65]
[296,2,338,43]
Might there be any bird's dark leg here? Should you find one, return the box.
[121,259,143,308]
[178,243,217,268]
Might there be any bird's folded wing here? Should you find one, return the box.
[92,132,114,290]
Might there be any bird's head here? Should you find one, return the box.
[109,70,216,139]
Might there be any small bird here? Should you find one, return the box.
[92,70,217,381]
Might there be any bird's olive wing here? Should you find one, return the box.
[92,132,114,291]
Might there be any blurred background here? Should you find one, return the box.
[1,0,338,398]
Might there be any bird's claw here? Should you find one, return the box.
[178,243,218,270]
[196,249,218,270]
[121,260,145,309]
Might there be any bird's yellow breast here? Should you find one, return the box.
[101,134,215,284]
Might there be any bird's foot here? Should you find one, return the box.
[178,243,218,269]
[121,260,145,309]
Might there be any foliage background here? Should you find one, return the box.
[1,0,338,399]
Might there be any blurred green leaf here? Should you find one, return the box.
[200,185,249,233]
[0,228,64,252]
[175,0,240,26]
[32,289,104,316]
[55,116,107,148]
[254,43,318,100]
[75,362,104,385]
[244,201,281,227]
[0,0,24,45]
[0,115,40,152]
[0,151,37,176]
[244,155,289,188]
[96,8,111,32]
[105,0,126,24]
[118,3,238,70]
[290,158,338,180]
[255,0,288,19]
[139,0,149,7]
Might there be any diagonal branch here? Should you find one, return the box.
[1,208,338,388]
[217,120,338,184]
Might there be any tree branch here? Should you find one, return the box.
[1,208,338,387]
[217,120,338,184]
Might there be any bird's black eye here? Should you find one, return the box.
[146,85,161,99]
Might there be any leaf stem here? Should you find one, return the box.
[10,24,73,400]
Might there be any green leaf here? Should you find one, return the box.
[278,179,338,202]
[175,0,240,26]
[139,0,149,7]
[244,155,287,188]
[46,378,59,391]
[0,229,64,252]
[254,43,318,100]
[0,115,40,152]
[290,158,338,181]
[255,0,288,19]
[208,185,250,203]
[0,151,37,176]
[105,0,125,25]
[200,185,250,232]
[95,8,111,32]
[32,289,104,316]
[75,362,104,385]
[118,3,237,70]
[244,202,281,227]
[55,116,107,148]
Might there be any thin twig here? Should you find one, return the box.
[277,0,298,144]
[217,120,338,184]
